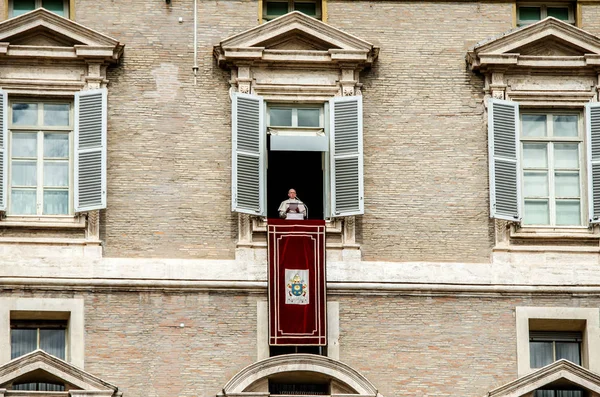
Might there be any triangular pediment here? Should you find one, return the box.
[0,350,118,393]
[215,11,378,67]
[468,18,600,70]
[0,8,123,62]
[488,360,600,397]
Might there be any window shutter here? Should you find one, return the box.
[329,95,364,217]
[488,98,521,221]
[74,88,107,212]
[587,103,600,223]
[0,90,6,211]
[231,92,266,216]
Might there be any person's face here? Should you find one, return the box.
[288,189,297,199]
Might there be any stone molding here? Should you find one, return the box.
[219,354,381,396]
[0,350,118,394]
[488,359,600,397]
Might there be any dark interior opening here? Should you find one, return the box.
[267,149,324,219]
[268,381,329,395]
[269,345,327,357]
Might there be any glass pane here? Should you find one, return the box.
[554,144,579,169]
[553,115,578,137]
[534,391,555,397]
[524,200,550,225]
[294,2,317,16]
[12,133,37,157]
[12,0,36,16]
[43,104,69,126]
[266,1,288,16]
[42,0,65,16]
[522,114,547,137]
[556,200,581,226]
[13,383,38,391]
[39,383,65,392]
[519,6,541,21]
[12,103,38,126]
[12,160,37,186]
[44,134,68,158]
[270,108,292,126]
[523,143,548,168]
[556,342,581,365]
[548,7,569,20]
[524,172,548,197]
[555,172,580,197]
[297,109,320,127]
[10,189,36,215]
[530,341,553,368]
[39,329,65,359]
[44,162,68,187]
[11,329,37,359]
[43,190,68,215]
[557,391,583,397]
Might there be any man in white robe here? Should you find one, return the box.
[278,188,307,219]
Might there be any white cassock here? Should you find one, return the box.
[278,198,307,219]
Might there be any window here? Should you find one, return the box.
[515,307,600,376]
[530,331,582,368]
[9,101,73,216]
[517,3,575,26]
[520,112,583,226]
[534,389,584,397]
[9,0,69,18]
[232,94,364,219]
[263,0,321,21]
[10,319,66,391]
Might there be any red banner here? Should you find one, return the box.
[268,219,326,346]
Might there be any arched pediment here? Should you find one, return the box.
[220,354,382,397]
[214,11,378,68]
[488,360,600,397]
[0,350,118,395]
[467,17,600,71]
[0,8,123,63]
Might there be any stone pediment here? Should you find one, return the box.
[0,8,123,63]
[214,11,378,68]
[488,360,600,397]
[0,350,118,395]
[467,17,600,70]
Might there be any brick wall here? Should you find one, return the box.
[3,289,600,397]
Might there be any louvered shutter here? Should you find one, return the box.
[587,103,600,223]
[232,93,266,216]
[74,88,107,212]
[488,98,521,221]
[0,90,6,211]
[329,96,364,216]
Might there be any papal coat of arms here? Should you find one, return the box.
[285,269,309,305]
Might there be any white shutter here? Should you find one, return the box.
[587,103,600,223]
[488,98,521,221]
[75,88,107,212]
[232,92,266,216]
[329,96,364,217]
[0,90,6,211]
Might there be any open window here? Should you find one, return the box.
[232,94,363,220]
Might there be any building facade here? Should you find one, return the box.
[1,0,600,396]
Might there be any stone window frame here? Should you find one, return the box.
[6,0,72,19]
[516,2,576,27]
[0,298,85,368]
[515,306,600,376]
[258,0,327,23]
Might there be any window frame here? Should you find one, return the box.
[8,0,70,18]
[517,2,575,26]
[7,99,74,217]
[267,103,325,129]
[0,298,84,367]
[262,0,322,21]
[519,110,586,227]
[515,307,600,376]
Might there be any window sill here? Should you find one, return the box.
[510,225,599,240]
[252,216,342,233]
[0,215,86,229]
